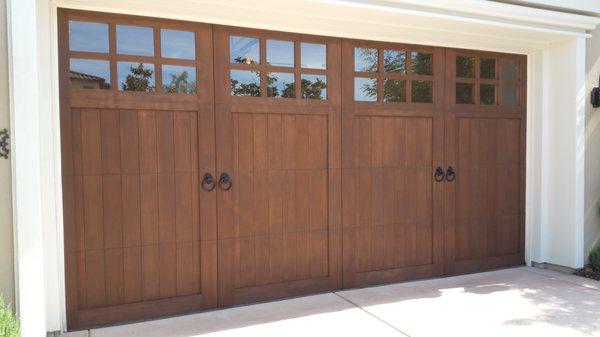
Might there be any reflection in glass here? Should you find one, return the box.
[69,59,111,90]
[267,72,295,98]
[383,79,406,102]
[355,48,377,72]
[301,43,326,69]
[118,62,155,92]
[502,59,519,80]
[230,36,260,65]
[502,84,519,106]
[480,58,497,79]
[267,40,294,67]
[161,29,195,60]
[117,25,154,56]
[480,84,497,105]
[384,50,405,73]
[162,65,196,94]
[69,21,109,53]
[301,74,327,99]
[456,83,474,104]
[411,52,433,75]
[354,77,377,102]
[230,70,260,96]
[456,56,475,78]
[412,80,433,103]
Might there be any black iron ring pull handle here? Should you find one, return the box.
[446,166,456,182]
[218,172,232,191]
[201,173,216,192]
[434,167,445,182]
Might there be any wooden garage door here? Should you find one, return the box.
[59,10,218,329]
[59,9,526,330]
[213,27,342,306]
[340,41,445,287]
[443,50,526,273]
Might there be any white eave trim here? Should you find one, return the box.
[384,0,600,31]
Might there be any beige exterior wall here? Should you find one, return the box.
[585,25,600,259]
[0,0,14,307]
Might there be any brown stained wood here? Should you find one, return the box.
[60,9,210,329]
[60,9,525,330]
[214,25,342,306]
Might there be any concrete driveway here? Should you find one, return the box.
[66,267,600,337]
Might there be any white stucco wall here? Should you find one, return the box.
[0,0,15,308]
[585,25,600,259]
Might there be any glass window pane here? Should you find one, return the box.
[354,77,377,102]
[69,21,109,53]
[354,48,378,72]
[383,50,405,73]
[267,40,294,67]
[117,25,154,56]
[383,79,406,102]
[230,36,260,65]
[502,84,519,106]
[69,59,111,90]
[456,56,475,78]
[301,74,327,99]
[502,59,519,80]
[480,84,497,105]
[456,83,474,104]
[162,65,196,94]
[301,43,326,69]
[161,29,195,60]
[412,80,433,103]
[267,72,295,98]
[118,62,155,92]
[411,52,433,75]
[480,58,497,79]
[230,70,260,96]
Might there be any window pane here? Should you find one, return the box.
[383,50,405,73]
[456,83,474,104]
[267,40,294,67]
[301,43,326,69]
[162,65,196,94]
[118,62,155,92]
[354,77,377,102]
[230,70,260,96]
[456,56,475,78]
[301,74,327,99]
[230,36,260,65]
[383,79,406,102]
[502,59,519,80]
[412,80,433,103]
[267,72,295,98]
[480,84,497,105]
[161,29,195,60]
[411,52,433,75]
[69,59,111,90]
[502,84,519,106]
[354,48,377,72]
[480,58,497,79]
[69,21,109,53]
[117,25,154,56]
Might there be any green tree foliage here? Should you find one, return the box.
[266,73,295,98]
[164,71,196,94]
[0,296,19,337]
[590,245,600,271]
[301,78,327,99]
[412,53,432,75]
[121,63,155,92]
[230,70,260,97]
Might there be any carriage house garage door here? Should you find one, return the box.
[59,9,526,330]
